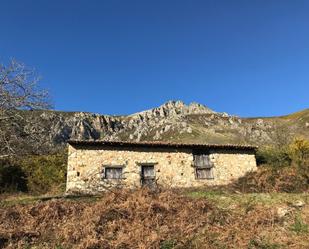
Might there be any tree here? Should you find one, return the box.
[0,59,53,158]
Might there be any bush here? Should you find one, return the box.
[19,152,67,194]
[288,137,309,181]
[0,151,67,195]
[256,146,291,168]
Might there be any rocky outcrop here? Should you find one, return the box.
[123,101,215,141]
[131,100,214,119]
[46,101,216,143]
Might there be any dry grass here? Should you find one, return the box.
[0,189,211,249]
[230,166,309,193]
[0,189,309,249]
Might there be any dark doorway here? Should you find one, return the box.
[141,165,156,188]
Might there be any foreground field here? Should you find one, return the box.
[0,189,309,249]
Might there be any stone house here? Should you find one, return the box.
[66,140,257,194]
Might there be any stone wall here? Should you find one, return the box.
[66,144,257,194]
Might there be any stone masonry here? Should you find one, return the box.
[66,141,257,194]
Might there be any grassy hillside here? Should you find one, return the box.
[147,109,309,145]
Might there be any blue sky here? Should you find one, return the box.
[0,0,308,117]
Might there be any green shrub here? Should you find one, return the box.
[0,151,67,195]
[19,152,67,194]
[256,146,291,168]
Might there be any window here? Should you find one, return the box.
[141,165,156,187]
[141,165,155,179]
[193,154,214,179]
[104,167,123,179]
[194,154,212,168]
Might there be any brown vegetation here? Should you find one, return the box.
[232,137,309,193]
[232,166,309,193]
[0,189,309,249]
[0,189,211,249]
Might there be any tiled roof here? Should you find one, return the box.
[68,140,257,150]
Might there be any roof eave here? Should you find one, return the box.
[67,140,258,150]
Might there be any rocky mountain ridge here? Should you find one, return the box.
[13,100,309,153]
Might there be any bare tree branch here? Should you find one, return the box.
[0,59,53,158]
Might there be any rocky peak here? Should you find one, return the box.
[186,102,215,115]
[130,100,214,120]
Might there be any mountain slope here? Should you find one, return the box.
[11,101,309,153]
